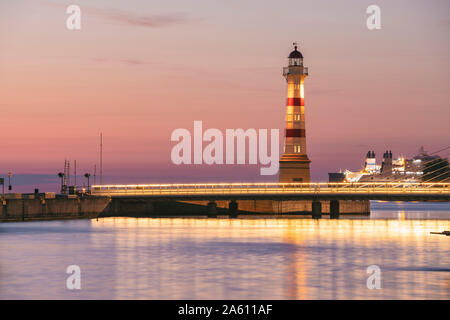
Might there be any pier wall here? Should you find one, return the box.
[182,200,370,215]
[1,197,370,221]
[0,197,111,222]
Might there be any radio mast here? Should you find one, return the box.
[100,133,103,185]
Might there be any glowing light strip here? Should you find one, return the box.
[92,182,449,188]
[90,182,450,196]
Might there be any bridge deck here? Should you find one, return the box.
[91,182,450,201]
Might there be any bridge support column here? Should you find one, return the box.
[312,201,321,219]
[330,200,340,219]
[228,200,238,218]
[1,200,6,218]
[207,201,217,218]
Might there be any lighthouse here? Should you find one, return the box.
[279,44,311,183]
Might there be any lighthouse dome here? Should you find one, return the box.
[288,45,303,67]
[288,46,303,59]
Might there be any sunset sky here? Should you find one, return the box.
[1,0,449,191]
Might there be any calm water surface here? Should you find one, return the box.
[1,202,449,299]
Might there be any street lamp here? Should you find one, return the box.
[58,172,65,194]
[84,173,91,194]
[7,172,12,192]
[0,177,4,199]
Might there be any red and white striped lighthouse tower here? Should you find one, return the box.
[279,43,311,182]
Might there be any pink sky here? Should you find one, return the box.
[0,0,449,191]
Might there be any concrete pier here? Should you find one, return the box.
[0,196,371,222]
[183,199,370,215]
[330,200,340,219]
[229,200,238,218]
[207,201,218,218]
[0,196,111,222]
[312,201,322,219]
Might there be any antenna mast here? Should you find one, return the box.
[100,133,103,185]
[63,159,69,194]
[67,160,70,187]
[74,160,77,191]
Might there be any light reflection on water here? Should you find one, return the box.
[0,202,449,300]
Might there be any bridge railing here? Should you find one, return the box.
[90,182,450,196]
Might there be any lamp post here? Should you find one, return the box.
[58,172,65,194]
[0,177,4,199]
[84,173,91,194]
[7,172,12,192]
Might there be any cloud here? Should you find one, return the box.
[308,88,343,95]
[119,59,145,65]
[0,174,58,186]
[44,1,190,28]
[92,57,157,66]
[92,57,108,63]
[354,144,372,149]
[93,8,189,28]
[437,19,450,27]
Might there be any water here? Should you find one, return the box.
[1,202,449,300]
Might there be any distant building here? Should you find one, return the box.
[328,172,345,183]
[331,147,448,183]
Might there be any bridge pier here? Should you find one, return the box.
[330,200,340,219]
[228,200,238,218]
[312,201,322,219]
[207,201,217,218]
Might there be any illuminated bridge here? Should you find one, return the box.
[91,182,450,202]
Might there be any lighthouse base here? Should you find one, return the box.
[279,154,311,183]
